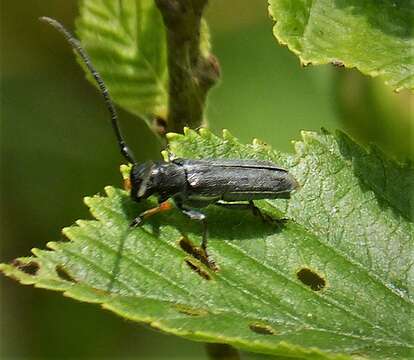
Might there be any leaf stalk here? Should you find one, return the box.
[155,0,220,133]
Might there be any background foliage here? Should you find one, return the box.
[1,0,412,359]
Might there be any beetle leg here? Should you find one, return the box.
[216,201,251,210]
[130,201,173,227]
[248,201,288,226]
[216,200,275,224]
[179,208,208,251]
[175,203,216,268]
[248,200,274,223]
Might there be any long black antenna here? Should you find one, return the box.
[40,16,137,165]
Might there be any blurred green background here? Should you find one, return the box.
[1,1,412,359]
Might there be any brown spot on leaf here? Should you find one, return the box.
[249,322,275,335]
[297,268,326,291]
[179,236,202,257]
[331,60,345,67]
[179,236,219,271]
[185,258,211,280]
[55,265,77,283]
[174,304,208,317]
[91,287,110,296]
[12,260,39,275]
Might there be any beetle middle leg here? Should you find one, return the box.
[179,207,208,253]
[175,202,217,269]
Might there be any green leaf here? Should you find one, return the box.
[1,129,413,359]
[75,0,168,121]
[268,0,414,91]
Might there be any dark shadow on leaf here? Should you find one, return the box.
[107,189,289,289]
[334,0,413,39]
[117,175,289,242]
[146,203,286,242]
[55,265,77,283]
[336,131,413,222]
[107,196,155,292]
[107,230,127,292]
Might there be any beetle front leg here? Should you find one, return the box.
[130,201,173,227]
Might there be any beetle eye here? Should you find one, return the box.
[138,164,155,197]
[130,165,144,199]
[130,162,157,201]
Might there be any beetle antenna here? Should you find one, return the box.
[40,16,137,165]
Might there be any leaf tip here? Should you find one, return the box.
[252,138,267,147]
[161,150,169,161]
[120,164,132,180]
[104,186,115,197]
[320,127,330,135]
[0,262,10,273]
[183,127,198,138]
[222,129,234,140]
[166,132,180,141]
[61,226,72,237]
[46,241,59,251]
[198,127,211,138]
[300,59,312,67]
[300,130,316,143]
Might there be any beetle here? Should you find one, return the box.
[41,17,298,267]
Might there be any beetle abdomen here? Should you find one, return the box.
[177,159,297,203]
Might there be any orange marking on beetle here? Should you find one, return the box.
[142,201,173,220]
[159,201,173,211]
[123,177,131,191]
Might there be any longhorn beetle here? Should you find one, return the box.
[40,17,298,268]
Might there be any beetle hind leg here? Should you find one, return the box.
[249,201,288,227]
[216,200,283,225]
[248,201,273,223]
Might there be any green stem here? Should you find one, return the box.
[155,0,220,133]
